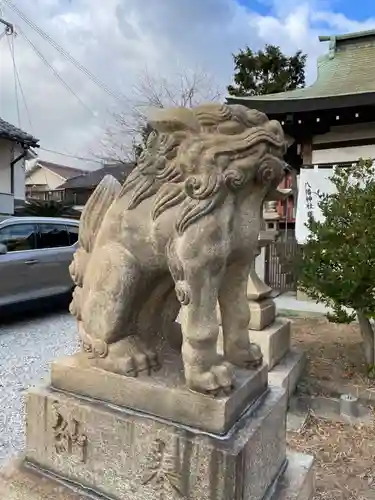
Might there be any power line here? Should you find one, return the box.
[6,32,20,126]
[39,147,104,164]
[2,0,126,103]
[7,32,33,132]
[8,34,34,133]
[18,26,97,117]
[0,4,106,167]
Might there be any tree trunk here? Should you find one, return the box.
[357,311,375,366]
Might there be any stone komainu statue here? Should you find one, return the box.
[69,103,286,395]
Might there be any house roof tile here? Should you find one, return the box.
[38,160,87,180]
[58,163,134,189]
[0,117,39,146]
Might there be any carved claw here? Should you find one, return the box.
[186,361,235,396]
[92,336,161,377]
[97,352,160,377]
[226,341,263,370]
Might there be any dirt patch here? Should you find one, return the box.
[287,317,375,499]
[290,317,374,394]
[288,413,375,499]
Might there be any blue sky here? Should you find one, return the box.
[332,0,373,21]
[238,0,374,23]
[1,0,375,166]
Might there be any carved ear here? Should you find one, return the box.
[147,107,200,133]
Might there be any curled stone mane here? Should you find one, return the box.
[119,103,285,234]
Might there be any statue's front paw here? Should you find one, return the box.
[92,336,161,376]
[227,341,263,369]
[186,361,234,396]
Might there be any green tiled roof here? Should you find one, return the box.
[228,29,375,103]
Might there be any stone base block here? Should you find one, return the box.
[272,451,315,500]
[268,349,306,399]
[51,352,268,435]
[0,451,314,500]
[0,458,90,500]
[250,319,291,370]
[24,384,287,500]
[249,298,276,330]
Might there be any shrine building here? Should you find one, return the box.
[226,28,375,291]
[227,28,375,235]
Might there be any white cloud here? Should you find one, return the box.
[0,0,374,168]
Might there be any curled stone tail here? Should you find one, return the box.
[78,174,121,253]
[69,174,121,323]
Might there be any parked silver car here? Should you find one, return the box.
[0,216,79,307]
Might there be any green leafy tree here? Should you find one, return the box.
[227,44,307,96]
[298,158,375,371]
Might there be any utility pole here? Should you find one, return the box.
[0,14,14,36]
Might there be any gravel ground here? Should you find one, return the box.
[0,310,78,464]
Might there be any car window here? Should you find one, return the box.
[37,223,70,249]
[0,224,37,252]
[66,224,79,245]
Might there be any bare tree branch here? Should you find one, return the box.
[96,67,222,164]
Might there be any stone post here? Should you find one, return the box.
[247,199,280,331]
[246,199,306,399]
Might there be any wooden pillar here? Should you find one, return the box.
[301,138,312,165]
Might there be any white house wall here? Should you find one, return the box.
[13,144,26,201]
[0,138,12,194]
[0,139,28,213]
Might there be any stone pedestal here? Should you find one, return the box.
[0,450,314,500]
[1,346,313,499]
[24,384,287,500]
[50,352,268,434]
[246,259,305,399]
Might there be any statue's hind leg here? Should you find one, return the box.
[136,279,182,351]
[80,243,159,376]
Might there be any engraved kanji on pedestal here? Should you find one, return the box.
[51,402,87,463]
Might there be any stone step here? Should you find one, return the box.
[250,319,291,370]
[268,349,306,399]
[271,451,315,500]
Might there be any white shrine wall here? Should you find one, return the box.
[312,122,375,164]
